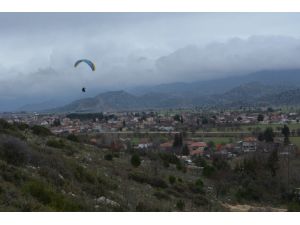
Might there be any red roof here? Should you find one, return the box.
[190,149,204,156]
[243,137,257,142]
[160,142,173,148]
[189,142,207,148]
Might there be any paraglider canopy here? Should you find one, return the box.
[74,59,96,71]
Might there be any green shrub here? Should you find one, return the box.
[169,175,176,185]
[73,165,95,184]
[46,139,65,149]
[189,182,205,194]
[31,125,52,136]
[288,202,300,212]
[202,165,216,178]
[128,172,168,189]
[104,153,113,161]
[176,200,185,211]
[131,154,141,167]
[159,152,179,165]
[193,195,210,207]
[0,119,14,130]
[22,180,84,211]
[176,162,183,171]
[67,134,79,142]
[195,178,204,188]
[0,137,29,166]
[23,180,52,204]
[136,202,159,212]
[153,191,170,200]
[14,122,29,131]
[163,160,169,168]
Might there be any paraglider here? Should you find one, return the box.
[74,59,96,71]
[74,59,96,93]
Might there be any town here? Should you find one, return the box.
[1,107,299,164]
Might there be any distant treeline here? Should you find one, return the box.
[66,113,117,121]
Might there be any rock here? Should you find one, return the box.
[95,196,120,207]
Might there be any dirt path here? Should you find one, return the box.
[223,203,286,212]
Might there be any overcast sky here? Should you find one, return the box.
[1,13,300,110]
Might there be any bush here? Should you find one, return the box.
[169,175,176,185]
[288,202,300,212]
[0,119,14,130]
[159,152,179,165]
[136,202,159,212]
[67,134,79,142]
[22,180,84,211]
[128,172,168,189]
[195,179,204,188]
[202,165,216,178]
[176,162,183,171]
[23,180,52,204]
[31,125,52,136]
[46,139,65,149]
[0,136,29,166]
[73,165,95,184]
[131,154,141,167]
[14,122,29,131]
[104,154,113,161]
[189,181,205,194]
[176,200,185,211]
[193,195,210,207]
[153,191,170,200]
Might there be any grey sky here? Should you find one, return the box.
[1,13,300,110]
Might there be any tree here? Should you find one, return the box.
[282,125,290,145]
[257,114,264,122]
[173,114,181,122]
[267,149,279,177]
[181,144,190,156]
[257,132,265,141]
[202,118,208,125]
[207,140,215,150]
[52,118,61,127]
[176,200,185,211]
[169,175,176,185]
[180,116,184,124]
[131,154,141,167]
[173,133,183,147]
[264,127,274,142]
[196,118,200,126]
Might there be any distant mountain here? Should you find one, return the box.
[128,69,300,97]
[18,100,66,112]
[258,88,300,106]
[47,69,300,112]
[51,91,142,112]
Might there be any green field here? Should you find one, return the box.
[290,137,300,147]
[193,137,239,145]
[198,123,300,133]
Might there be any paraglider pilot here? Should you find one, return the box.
[82,87,86,92]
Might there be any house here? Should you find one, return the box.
[137,143,153,150]
[160,142,173,152]
[187,141,207,156]
[242,137,257,152]
[188,141,207,151]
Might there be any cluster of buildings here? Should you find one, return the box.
[2,109,300,135]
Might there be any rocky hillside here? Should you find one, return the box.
[0,119,226,212]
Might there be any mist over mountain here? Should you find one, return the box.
[38,69,300,113]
